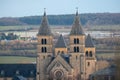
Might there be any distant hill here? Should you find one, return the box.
[0,13,120,26]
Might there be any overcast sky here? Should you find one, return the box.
[0,0,120,17]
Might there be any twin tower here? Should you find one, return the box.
[36,10,96,80]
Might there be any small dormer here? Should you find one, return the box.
[16,70,20,75]
[0,70,5,77]
[54,34,67,56]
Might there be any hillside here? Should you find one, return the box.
[0,13,120,26]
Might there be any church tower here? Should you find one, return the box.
[85,34,96,79]
[69,10,86,79]
[54,34,67,56]
[36,10,53,80]
[36,9,96,80]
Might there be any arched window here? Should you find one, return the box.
[74,47,79,52]
[90,51,92,57]
[86,51,88,57]
[77,38,79,44]
[57,51,60,55]
[41,39,47,44]
[87,62,90,66]
[74,47,77,52]
[41,47,47,53]
[41,47,44,52]
[76,56,78,60]
[77,47,79,52]
[44,47,47,52]
[41,39,44,44]
[44,39,47,44]
[74,38,77,44]
[74,38,79,44]
[61,51,64,54]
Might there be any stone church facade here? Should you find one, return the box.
[36,10,96,80]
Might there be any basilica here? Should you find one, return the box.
[0,10,115,80]
[36,10,96,80]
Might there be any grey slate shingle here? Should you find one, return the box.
[85,34,94,47]
[0,64,36,77]
[91,65,116,76]
[38,11,52,36]
[70,11,84,35]
[55,34,66,48]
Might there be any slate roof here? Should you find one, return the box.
[91,65,116,76]
[47,55,72,73]
[13,75,27,80]
[70,10,84,35]
[0,64,36,77]
[38,11,52,36]
[61,54,70,63]
[85,34,94,47]
[55,34,67,48]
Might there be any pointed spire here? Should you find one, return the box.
[85,34,94,47]
[44,8,46,16]
[38,9,52,36]
[55,34,67,48]
[70,9,84,35]
[76,7,78,16]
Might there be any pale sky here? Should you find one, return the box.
[0,0,120,17]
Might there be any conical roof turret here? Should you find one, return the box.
[70,10,84,35]
[38,10,52,36]
[85,34,94,47]
[55,34,67,48]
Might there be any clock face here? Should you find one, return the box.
[54,70,63,79]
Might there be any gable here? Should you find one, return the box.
[47,55,72,73]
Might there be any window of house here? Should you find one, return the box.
[89,51,92,57]
[41,47,47,53]
[76,56,78,60]
[44,39,47,44]
[86,51,88,57]
[74,47,77,52]
[57,51,60,55]
[41,39,47,44]
[41,47,44,52]
[76,47,79,52]
[61,51,64,54]
[74,38,77,44]
[41,39,44,44]
[87,62,90,66]
[77,38,79,44]
[74,38,79,44]
[74,46,79,52]
[44,47,47,52]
